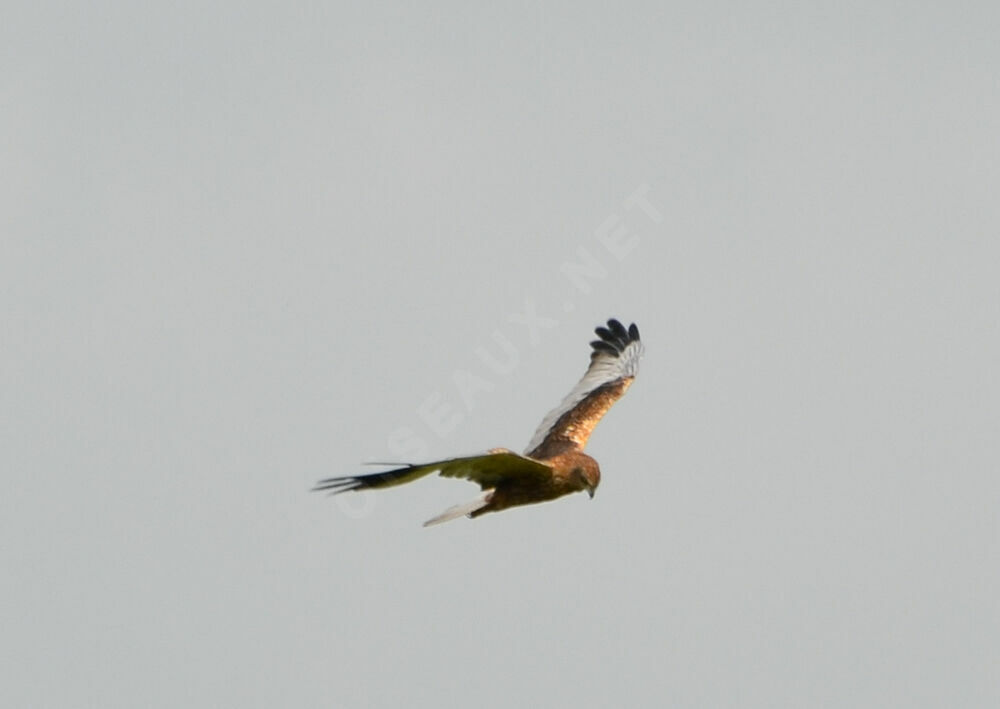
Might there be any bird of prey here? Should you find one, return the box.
[315,318,643,526]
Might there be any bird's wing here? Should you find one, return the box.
[524,318,643,457]
[313,450,553,494]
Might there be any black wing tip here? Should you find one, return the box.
[312,477,365,494]
[590,340,620,358]
[594,326,618,345]
[312,463,418,494]
[590,318,640,358]
[607,319,628,340]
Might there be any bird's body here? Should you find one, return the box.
[471,448,600,517]
[315,318,643,525]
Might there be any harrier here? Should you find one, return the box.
[315,318,643,525]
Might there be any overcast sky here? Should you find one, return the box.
[4,2,999,707]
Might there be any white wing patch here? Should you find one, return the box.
[423,489,494,526]
[524,319,643,454]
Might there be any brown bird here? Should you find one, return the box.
[314,318,643,525]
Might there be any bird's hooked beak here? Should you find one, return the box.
[587,487,595,499]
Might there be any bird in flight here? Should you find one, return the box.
[315,318,643,526]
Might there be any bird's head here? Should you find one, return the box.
[574,459,601,499]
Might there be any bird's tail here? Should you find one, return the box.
[423,489,494,527]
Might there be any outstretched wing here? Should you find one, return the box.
[524,318,643,458]
[313,449,554,494]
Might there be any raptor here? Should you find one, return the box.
[315,318,643,525]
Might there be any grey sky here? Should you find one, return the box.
[4,2,998,707]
